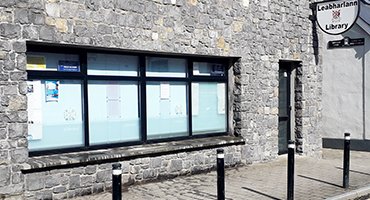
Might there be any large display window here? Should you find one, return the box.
[26,45,229,155]
[192,82,227,135]
[146,82,188,139]
[88,81,140,144]
[27,80,84,151]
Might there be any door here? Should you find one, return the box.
[278,63,292,154]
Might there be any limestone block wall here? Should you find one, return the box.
[23,146,242,200]
[0,0,322,199]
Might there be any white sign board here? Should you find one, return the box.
[316,0,360,35]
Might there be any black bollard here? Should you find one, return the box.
[112,163,122,200]
[217,149,225,200]
[343,133,351,189]
[287,140,295,200]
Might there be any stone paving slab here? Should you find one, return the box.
[73,149,370,200]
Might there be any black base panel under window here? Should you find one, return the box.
[323,138,370,152]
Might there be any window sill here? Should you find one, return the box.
[22,135,245,173]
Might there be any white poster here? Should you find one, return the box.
[217,83,226,114]
[27,81,43,140]
[160,82,170,100]
[106,84,122,119]
[192,83,199,115]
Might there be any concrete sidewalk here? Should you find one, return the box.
[73,149,370,200]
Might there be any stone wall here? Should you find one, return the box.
[0,0,322,199]
[0,1,29,198]
[24,146,242,200]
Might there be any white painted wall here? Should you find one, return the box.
[364,27,370,139]
[321,23,370,139]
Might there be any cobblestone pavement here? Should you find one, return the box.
[73,149,370,200]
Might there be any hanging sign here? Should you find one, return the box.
[316,0,360,35]
[328,37,365,48]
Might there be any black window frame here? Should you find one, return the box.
[26,43,231,156]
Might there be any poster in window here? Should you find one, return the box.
[217,83,225,114]
[106,84,122,119]
[27,56,46,70]
[27,81,43,140]
[45,81,59,102]
[192,83,199,115]
[160,82,170,100]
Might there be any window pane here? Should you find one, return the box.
[27,80,84,151]
[87,53,138,76]
[88,81,140,145]
[192,82,226,134]
[146,57,186,77]
[147,82,188,139]
[193,62,225,76]
[27,52,80,72]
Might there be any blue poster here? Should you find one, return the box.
[45,81,59,102]
[58,60,80,72]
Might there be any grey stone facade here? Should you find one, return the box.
[0,0,322,199]
[23,145,242,200]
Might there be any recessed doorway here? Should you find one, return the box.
[278,61,298,154]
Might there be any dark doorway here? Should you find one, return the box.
[278,62,293,154]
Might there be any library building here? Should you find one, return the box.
[0,0,368,199]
